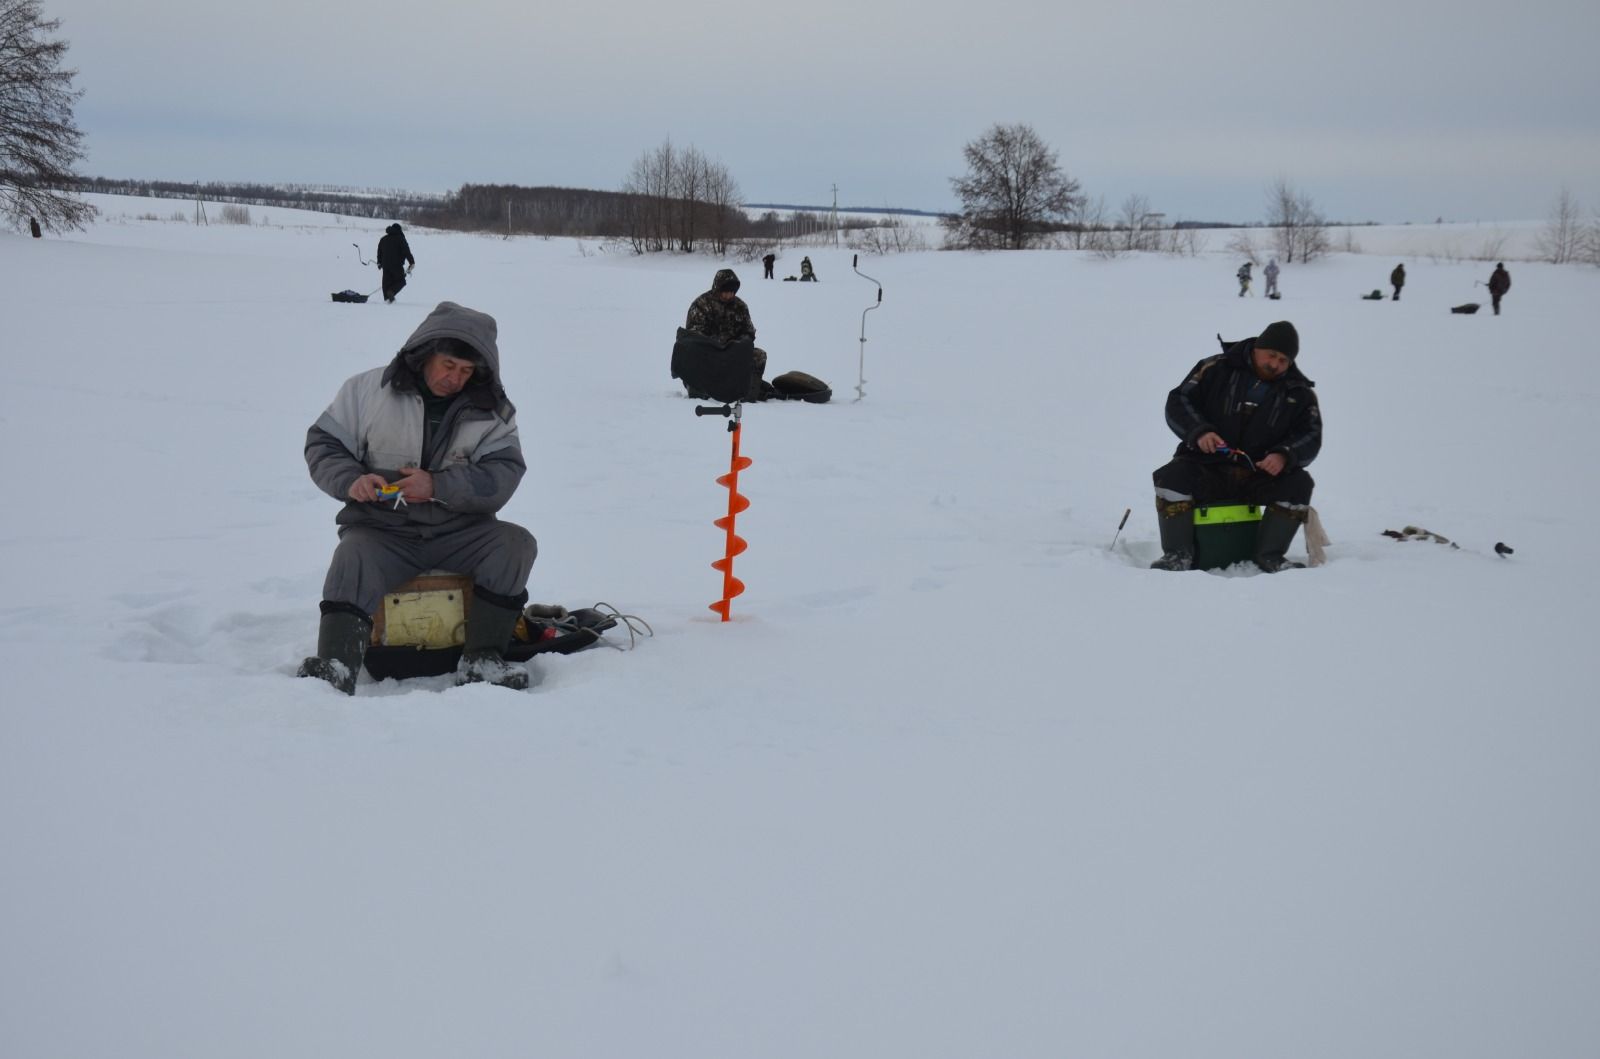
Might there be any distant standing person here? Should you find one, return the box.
[1237,261,1253,297]
[800,256,818,282]
[376,223,415,303]
[762,252,776,279]
[29,217,42,238]
[1264,258,1280,298]
[1487,262,1511,315]
[1390,263,1405,301]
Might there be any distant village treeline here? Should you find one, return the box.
[68,176,892,250]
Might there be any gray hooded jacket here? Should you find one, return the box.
[304,301,525,532]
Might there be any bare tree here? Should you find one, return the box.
[621,139,676,253]
[0,0,92,232]
[672,143,707,252]
[619,137,745,255]
[1264,177,1330,263]
[1535,187,1583,265]
[1587,207,1600,267]
[1299,204,1331,261]
[702,155,741,256]
[947,122,1083,250]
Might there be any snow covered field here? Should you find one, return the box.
[3,195,1597,1058]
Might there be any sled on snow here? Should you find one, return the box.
[331,289,370,303]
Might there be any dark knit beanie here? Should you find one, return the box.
[1256,320,1299,359]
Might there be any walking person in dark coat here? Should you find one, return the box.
[1390,263,1405,301]
[1487,262,1511,315]
[376,223,415,303]
[762,252,776,279]
[1150,321,1322,573]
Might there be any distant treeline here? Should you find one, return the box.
[415,185,899,247]
[415,184,649,238]
[747,202,950,219]
[70,176,914,246]
[69,176,444,220]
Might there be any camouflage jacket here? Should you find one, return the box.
[685,269,756,345]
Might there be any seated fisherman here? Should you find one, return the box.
[1150,320,1322,573]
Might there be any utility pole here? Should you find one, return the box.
[831,184,841,247]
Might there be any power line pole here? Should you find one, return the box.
[831,184,840,247]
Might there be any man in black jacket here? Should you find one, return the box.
[376,223,415,303]
[1151,320,1322,572]
[1487,262,1511,315]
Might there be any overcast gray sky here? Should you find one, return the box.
[54,0,1600,222]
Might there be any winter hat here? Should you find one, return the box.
[1256,320,1299,359]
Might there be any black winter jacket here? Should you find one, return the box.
[1164,340,1322,471]
[377,224,414,276]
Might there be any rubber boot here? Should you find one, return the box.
[1150,497,1195,571]
[456,586,531,690]
[296,602,373,695]
[1254,506,1308,572]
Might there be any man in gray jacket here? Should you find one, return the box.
[298,301,537,693]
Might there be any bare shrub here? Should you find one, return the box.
[1227,229,1259,263]
[1163,225,1209,256]
[847,218,929,254]
[1475,233,1508,262]
[218,203,252,225]
[1116,194,1162,253]
[1535,187,1583,264]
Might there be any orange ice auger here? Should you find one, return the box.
[696,399,750,621]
